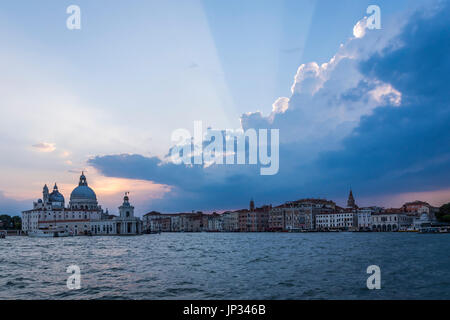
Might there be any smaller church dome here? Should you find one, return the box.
[49,184,65,203]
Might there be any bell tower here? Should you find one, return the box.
[119,192,134,219]
[250,198,255,211]
[43,184,49,204]
[347,189,357,209]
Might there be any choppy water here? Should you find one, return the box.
[1,233,449,300]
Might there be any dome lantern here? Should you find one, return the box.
[79,171,88,186]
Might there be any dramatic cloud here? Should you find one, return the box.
[90,1,450,212]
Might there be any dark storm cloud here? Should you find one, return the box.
[315,0,450,194]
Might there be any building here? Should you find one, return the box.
[401,201,438,221]
[268,199,335,231]
[269,204,308,232]
[142,211,172,232]
[222,211,240,232]
[402,201,431,213]
[316,212,357,230]
[114,192,142,235]
[269,205,287,231]
[356,207,382,231]
[206,213,223,232]
[238,210,251,232]
[371,212,413,232]
[284,207,307,231]
[291,199,336,230]
[249,205,270,232]
[180,213,204,232]
[22,173,142,236]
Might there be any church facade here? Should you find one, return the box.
[21,173,142,236]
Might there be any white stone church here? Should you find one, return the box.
[21,172,142,236]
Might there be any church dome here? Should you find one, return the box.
[70,173,97,201]
[70,185,97,200]
[49,184,65,203]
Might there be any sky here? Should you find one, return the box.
[1,0,449,216]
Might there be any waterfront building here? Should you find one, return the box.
[22,173,142,236]
[268,199,334,231]
[170,214,181,232]
[221,212,232,231]
[142,211,162,231]
[143,212,205,232]
[142,211,177,232]
[221,211,240,232]
[371,212,413,231]
[238,210,251,232]
[356,207,382,231]
[284,207,307,231]
[116,193,142,234]
[269,205,287,231]
[207,213,223,232]
[247,202,271,232]
[180,213,204,232]
[316,212,357,230]
[269,204,308,232]
[291,199,335,230]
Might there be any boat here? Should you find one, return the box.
[0,231,6,239]
[404,227,419,233]
[419,226,450,234]
[29,227,71,238]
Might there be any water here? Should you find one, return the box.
[1,233,449,300]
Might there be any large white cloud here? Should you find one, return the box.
[241,17,404,153]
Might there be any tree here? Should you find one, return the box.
[436,203,450,223]
[12,216,22,230]
[0,215,22,230]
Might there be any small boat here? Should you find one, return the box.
[419,226,449,234]
[0,231,6,239]
[29,227,70,238]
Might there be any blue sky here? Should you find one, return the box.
[1,0,448,215]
